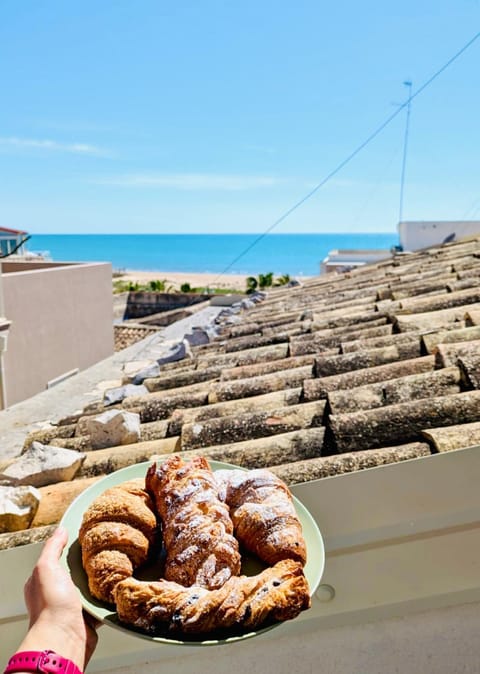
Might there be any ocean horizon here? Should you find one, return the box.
[29,233,399,277]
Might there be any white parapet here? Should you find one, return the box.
[321,249,391,274]
[398,220,480,251]
[1,446,480,673]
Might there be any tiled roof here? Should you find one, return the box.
[1,234,479,550]
[113,324,161,351]
[0,226,29,236]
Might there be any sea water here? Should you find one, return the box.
[29,233,398,277]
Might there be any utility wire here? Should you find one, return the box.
[398,80,412,223]
[210,29,480,285]
[350,140,403,229]
[461,195,480,220]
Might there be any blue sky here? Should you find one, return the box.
[1,1,479,234]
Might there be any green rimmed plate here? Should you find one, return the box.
[60,459,325,646]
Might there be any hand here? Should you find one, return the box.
[18,526,98,670]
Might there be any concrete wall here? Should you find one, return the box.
[1,447,479,673]
[0,269,9,410]
[398,221,480,251]
[98,601,480,674]
[2,593,479,674]
[123,291,211,319]
[1,261,114,407]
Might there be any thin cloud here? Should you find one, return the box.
[0,136,109,156]
[96,173,282,190]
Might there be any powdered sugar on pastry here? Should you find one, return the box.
[146,456,241,590]
[215,468,307,566]
[114,559,310,635]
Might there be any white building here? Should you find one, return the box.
[398,220,480,252]
[321,220,480,273]
[0,227,29,258]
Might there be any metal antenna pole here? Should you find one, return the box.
[398,80,412,224]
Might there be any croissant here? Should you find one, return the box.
[114,559,310,636]
[79,479,157,604]
[215,469,307,566]
[146,456,241,590]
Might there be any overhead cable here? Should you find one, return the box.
[210,29,480,284]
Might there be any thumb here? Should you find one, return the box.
[40,527,69,565]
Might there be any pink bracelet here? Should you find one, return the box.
[4,651,83,674]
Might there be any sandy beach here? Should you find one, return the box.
[115,270,251,291]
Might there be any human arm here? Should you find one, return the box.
[7,526,98,673]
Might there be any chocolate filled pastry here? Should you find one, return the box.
[79,479,157,604]
[215,469,307,566]
[146,456,241,590]
[114,559,311,636]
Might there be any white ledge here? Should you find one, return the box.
[1,445,479,672]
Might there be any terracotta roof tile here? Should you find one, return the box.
[329,390,480,452]
[208,365,315,403]
[179,401,326,450]
[326,366,461,414]
[270,442,431,484]
[303,355,436,401]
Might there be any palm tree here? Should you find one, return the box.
[149,279,168,291]
[246,276,258,294]
[258,272,274,289]
[246,272,278,294]
[274,273,291,286]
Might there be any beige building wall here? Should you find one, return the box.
[1,261,113,407]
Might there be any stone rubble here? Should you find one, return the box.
[84,409,141,449]
[0,485,41,533]
[1,442,86,487]
[103,383,148,406]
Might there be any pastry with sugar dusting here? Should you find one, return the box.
[114,559,310,636]
[215,468,307,566]
[146,455,241,590]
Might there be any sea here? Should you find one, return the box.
[29,233,399,277]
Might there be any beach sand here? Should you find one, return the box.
[115,270,316,292]
[115,270,251,291]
